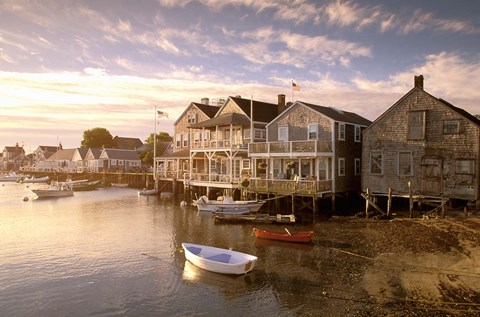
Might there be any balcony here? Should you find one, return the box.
[248,178,332,195]
[249,140,332,157]
[191,139,249,151]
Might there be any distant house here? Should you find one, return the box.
[46,148,84,172]
[113,136,144,150]
[2,143,26,171]
[362,75,480,207]
[33,145,61,163]
[250,99,371,197]
[99,148,141,172]
[84,148,103,172]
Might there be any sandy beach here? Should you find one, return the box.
[308,215,480,316]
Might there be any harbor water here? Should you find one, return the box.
[0,182,329,317]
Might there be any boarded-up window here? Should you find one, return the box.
[456,160,475,174]
[370,151,383,175]
[408,111,425,140]
[443,120,460,134]
[398,152,413,176]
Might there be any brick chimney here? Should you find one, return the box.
[278,94,286,115]
[414,75,424,90]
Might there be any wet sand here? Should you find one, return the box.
[306,215,480,316]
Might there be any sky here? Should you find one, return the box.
[1,0,479,152]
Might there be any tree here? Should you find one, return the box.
[81,127,114,148]
[140,132,173,165]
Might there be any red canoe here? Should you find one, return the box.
[252,228,314,244]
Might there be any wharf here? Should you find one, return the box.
[214,213,296,224]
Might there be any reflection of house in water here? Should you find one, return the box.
[362,75,480,211]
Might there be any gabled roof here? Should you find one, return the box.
[188,112,251,128]
[158,148,190,158]
[437,97,480,126]
[48,148,77,161]
[37,145,60,152]
[86,148,103,159]
[173,102,221,125]
[4,146,25,153]
[299,101,372,126]
[112,136,144,150]
[229,96,279,122]
[76,148,89,160]
[100,149,140,160]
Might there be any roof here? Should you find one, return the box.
[437,97,480,126]
[299,102,372,126]
[76,148,89,160]
[38,145,60,152]
[113,136,144,150]
[173,102,221,126]
[229,96,279,122]
[4,146,25,153]
[101,148,141,160]
[88,148,103,159]
[188,112,251,128]
[48,148,77,160]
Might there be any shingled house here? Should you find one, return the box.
[362,75,480,210]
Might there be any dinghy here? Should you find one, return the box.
[182,243,257,275]
[252,228,314,243]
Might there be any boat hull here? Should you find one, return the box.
[138,189,158,196]
[252,228,314,243]
[32,189,74,198]
[182,243,257,275]
[195,196,265,214]
[22,176,50,183]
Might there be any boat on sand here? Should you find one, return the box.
[182,242,257,275]
[252,228,314,243]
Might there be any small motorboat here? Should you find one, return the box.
[252,228,314,244]
[66,179,100,191]
[194,195,265,214]
[21,176,50,183]
[31,182,74,199]
[182,243,257,275]
[138,188,158,196]
[0,172,25,182]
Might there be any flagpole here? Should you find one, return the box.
[154,106,157,184]
[291,80,293,103]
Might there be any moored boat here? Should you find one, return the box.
[138,188,158,196]
[194,195,265,214]
[31,182,74,199]
[182,242,257,275]
[252,228,314,243]
[0,172,25,182]
[21,176,50,183]
[111,183,129,188]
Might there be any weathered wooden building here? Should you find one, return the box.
[362,75,480,209]
[249,100,371,201]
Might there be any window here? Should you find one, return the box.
[354,126,361,142]
[398,152,412,176]
[111,159,117,166]
[182,133,188,147]
[318,159,327,180]
[175,134,181,148]
[370,151,383,175]
[456,159,475,174]
[254,129,266,140]
[203,130,210,141]
[187,113,198,124]
[278,125,288,141]
[308,124,318,140]
[193,132,201,142]
[339,123,345,141]
[443,120,460,134]
[244,128,251,140]
[338,158,345,176]
[242,159,250,169]
[408,111,425,140]
[354,158,361,175]
[118,160,124,166]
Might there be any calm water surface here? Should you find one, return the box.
[0,182,328,316]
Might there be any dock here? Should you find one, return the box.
[214,213,296,224]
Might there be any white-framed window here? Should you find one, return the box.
[118,160,124,166]
[456,159,475,175]
[278,125,288,141]
[408,111,426,140]
[182,133,188,147]
[443,120,460,134]
[187,113,198,124]
[354,126,361,142]
[175,134,181,148]
[338,158,345,176]
[203,130,210,141]
[354,158,361,176]
[254,128,266,140]
[339,123,345,141]
[111,159,117,166]
[242,159,250,169]
[370,151,383,175]
[308,124,318,140]
[398,151,413,176]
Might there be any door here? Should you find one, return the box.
[422,158,442,195]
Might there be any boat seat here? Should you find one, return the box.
[187,246,202,255]
[206,253,231,263]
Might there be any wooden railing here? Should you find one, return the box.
[191,139,248,150]
[248,178,332,195]
[249,140,332,155]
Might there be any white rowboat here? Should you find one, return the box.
[138,188,158,196]
[194,195,265,214]
[182,243,257,275]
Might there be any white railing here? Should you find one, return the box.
[249,140,332,155]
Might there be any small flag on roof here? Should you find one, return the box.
[157,110,169,118]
